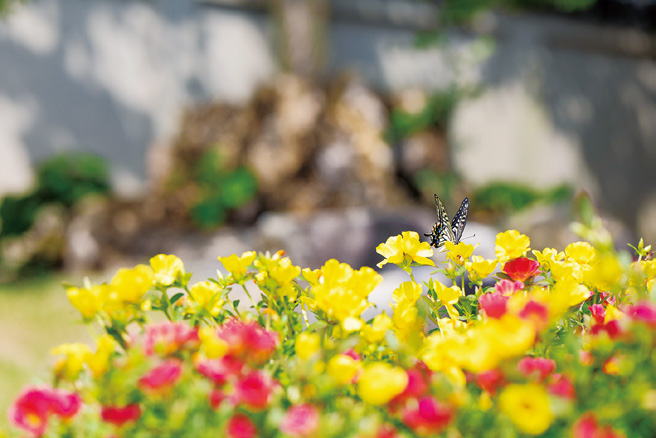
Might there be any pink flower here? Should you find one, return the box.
[589,304,606,326]
[343,348,361,361]
[233,370,276,410]
[502,257,540,282]
[391,364,432,406]
[138,359,183,393]
[226,414,257,438]
[548,373,576,400]
[572,412,623,438]
[376,424,400,438]
[280,404,320,437]
[216,320,278,365]
[517,356,556,382]
[9,387,82,436]
[519,300,550,330]
[400,396,453,436]
[101,404,141,426]
[209,388,226,409]
[625,302,656,327]
[495,279,525,295]
[590,320,623,340]
[195,355,244,385]
[479,292,509,319]
[475,369,506,395]
[142,321,199,357]
[600,291,616,306]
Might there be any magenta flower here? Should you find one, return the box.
[503,257,540,282]
[101,403,141,426]
[226,413,257,438]
[479,292,509,319]
[400,396,453,435]
[233,370,276,410]
[139,359,183,393]
[9,387,82,436]
[475,369,506,395]
[216,319,278,365]
[142,321,199,357]
[495,279,525,295]
[517,356,556,382]
[280,404,320,437]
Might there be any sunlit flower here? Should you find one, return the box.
[361,313,393,343]
[66,285,107,319]
[233,370,276,410]
[280,404,320,438]
[400,396,453,436]
[150,254,185,286]
[295,332,321,361]
[327,354,362,385]
[495,279,524,295]
[51,343,91,381]
[9,387,82,436]
[215,319,278,365]
[532,248,564,266]
[517,356,556,382]
[376,231,434,270]
[519,300,550,331]
[101,403,141,426]
[625,301,656,327]
[198,326,229,359]
[143,321,199,357]
[357,362,408,405]
[226,413,257,438]
[499,383,553,435]
[188,280,225,316]
[502,257,540,282]
[467,255,497,282]
[138,359,183,394]
[219,251,256,278]
[495,230,530,263]
[444,241,476,266]
[85,335,117,378]
[478,292,509,319]
[548,373,576,400]
[572,413,623,438]
[392,281,423,306]
[584,254,624,291]
[110,264,155,303]
[475,369,506,395]
[565,241,596,265]
[430,279,463,318]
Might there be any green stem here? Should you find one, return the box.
[241,283,262,315]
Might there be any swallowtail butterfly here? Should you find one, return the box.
[424,195,469,249]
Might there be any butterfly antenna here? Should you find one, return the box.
[460,234,476,242]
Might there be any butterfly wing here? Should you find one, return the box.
[450,197,469,243]
[425,195,455,248]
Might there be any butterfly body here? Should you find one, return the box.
[424,195,469,249]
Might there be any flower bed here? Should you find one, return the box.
[5,217,655,437]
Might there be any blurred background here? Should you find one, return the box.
[1,0,656,426]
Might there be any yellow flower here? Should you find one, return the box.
[532,248,564,266]
[467,255,497,281]
[376,231,434,270]
[392,281,423,306]
[420,333,467,381]
[499,383,553,435]
[327,354,362,385]
[67,284,107,319]
[444,241,476,266]
[431,279,463,318]
[585,254,624,291]
[302,268,321,286]
[311,259,382,324]
[361,313,393,343]
[357,362,408,405]
[218,251,256,278]
[550,260,583,282]
[188,281,225,316]
[198,327,228,359]
[85,335,117,378]
[392,299,421,333]
[52,343,92,380]
[269,257,301,285]
[547,278,591,319]
[436,316,465,336]
[110,264,155,303]
[495,230,530,263]
[149,254,185,286]
[565,242,596,265]
[295,332,321,361]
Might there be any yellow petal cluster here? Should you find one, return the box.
[376,231,434,269]
[357,362,408,405]
[499,383,553,435]
[495,230,530,263]
[150,254,185,286]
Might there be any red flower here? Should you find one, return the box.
[101,404,141,426]
[479,292,509,319]
[503,257,540,282]
[475,369,506,395]
[226,414,257,438]
[343,348,362,361]
[590,320,623,340]
[495,279,525,295]
[280,404,320,438]
[196,355,244,385]
[9,387,82,436]
[376,424,400,438]
[391,365,431,407]
[142,321,199,357]
[517,356,556,382]
[573,413,623,438]
[216,320,278,365]
[400,396,453,436]
[519,300,549,330]
[138,359,183,393]
[233,370,276,410]
[548,373,576,400]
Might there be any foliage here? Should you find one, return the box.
[186,147,258,229]
[472,182,573,214]
[0,152,110,239]
[0,0,24,16]
[5,203,655,437]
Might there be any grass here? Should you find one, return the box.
[0,273,93,431]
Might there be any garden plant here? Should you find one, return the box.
[5,205,655,437]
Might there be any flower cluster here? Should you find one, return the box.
[5,223,656,437]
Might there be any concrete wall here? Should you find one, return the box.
[1,1,656,238]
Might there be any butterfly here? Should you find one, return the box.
[424,195,469,249]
